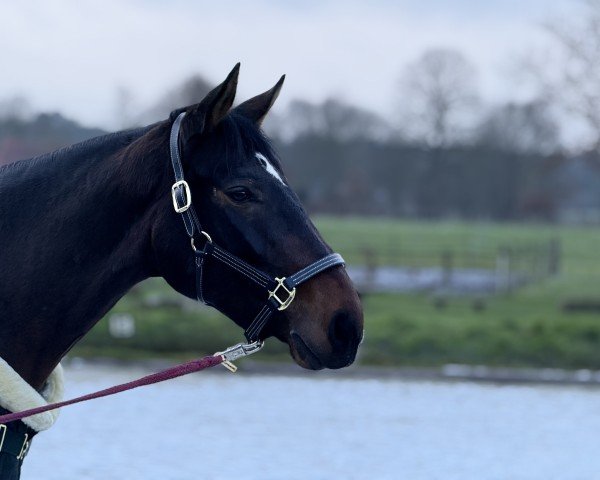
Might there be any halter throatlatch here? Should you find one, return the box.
[169,112,345,371]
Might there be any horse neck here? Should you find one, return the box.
[0,123,172,389]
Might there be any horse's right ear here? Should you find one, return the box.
[175,63,240,143]
[234,74,285,126]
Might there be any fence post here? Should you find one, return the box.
[548,238,561,276]
[441,250,453,289]
[362,247,377,292]
[496,246,512,293]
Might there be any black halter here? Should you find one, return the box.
[169,112,345,343]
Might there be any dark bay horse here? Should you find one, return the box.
[0,64,363,476]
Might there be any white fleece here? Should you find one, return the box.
[0,359,64,432]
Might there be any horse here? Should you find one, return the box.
[0,64,363,477]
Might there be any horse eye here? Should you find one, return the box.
[226,187,253,203]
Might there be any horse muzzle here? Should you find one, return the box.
[290,308,363,370]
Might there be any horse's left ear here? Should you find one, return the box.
[176,63,240,144]
[234,75,285,126]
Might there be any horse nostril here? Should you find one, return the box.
[328,309,360,354]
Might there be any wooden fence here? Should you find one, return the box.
[336,238,561,295]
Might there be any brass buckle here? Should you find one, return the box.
[269,277,296,311]
[0,424,6,452]
[171,180,192,213]
[17,433,29,460]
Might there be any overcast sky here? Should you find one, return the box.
[1,0,574,129]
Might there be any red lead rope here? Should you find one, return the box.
[0,354,224,426]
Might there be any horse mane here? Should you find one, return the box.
[0,123,159,179]
[0,113,282,187]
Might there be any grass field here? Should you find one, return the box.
[72,216,600,369]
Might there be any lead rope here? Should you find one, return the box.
[0,341,266,426]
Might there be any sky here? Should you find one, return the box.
[0,0,575,130]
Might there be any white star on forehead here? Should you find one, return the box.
[255,152,285,185]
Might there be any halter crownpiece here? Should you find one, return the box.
[169,112,346,369]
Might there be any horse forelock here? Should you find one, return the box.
[204,113,283,175]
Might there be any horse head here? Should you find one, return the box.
[153,64,363,370]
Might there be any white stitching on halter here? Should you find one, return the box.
[255,152,285,185]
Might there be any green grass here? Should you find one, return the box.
[315,216,597,274]
[360,291,600,368]
[72,216,600,369]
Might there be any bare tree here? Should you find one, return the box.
[397,49,479,147]
[539,0,600,150]
[271,98,391,142]
[0,96,32,121]
[139,74,213,125]
[476,100,560,155]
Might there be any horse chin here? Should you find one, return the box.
[289,332,325,370]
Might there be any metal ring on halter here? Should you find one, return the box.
[200,231,212,243]
[190,231,213,252]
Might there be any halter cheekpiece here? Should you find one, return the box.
[169,112,345,369]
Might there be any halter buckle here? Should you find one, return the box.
[171,180,192,213]
[269,277,296,311]
[0,424,6,452]
[17,433,29,460]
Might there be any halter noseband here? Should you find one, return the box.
[168,112,345,356]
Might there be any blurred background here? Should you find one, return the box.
[3,1,600,478]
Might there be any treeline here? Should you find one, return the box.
[4,0,600,225]
[1,105,598,223]
[0,111,104,164]
[276,134,588,221]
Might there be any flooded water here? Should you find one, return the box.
[23,364,600,479]
[347,266,514,294]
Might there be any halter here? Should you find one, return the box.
[169,112,345,369]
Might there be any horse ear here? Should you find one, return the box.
[234,74,285,126]
[178,63,240,142]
